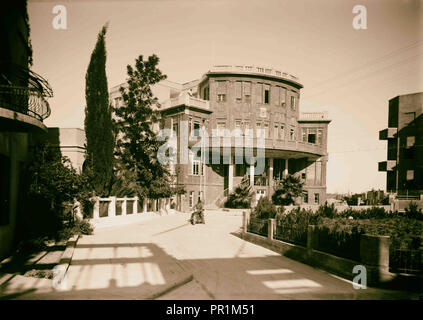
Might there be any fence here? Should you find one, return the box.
[242,211,423,276]
[247,217,268,237]
[92,196,174,219]
[390,249,423,275]
[273,222,307,246]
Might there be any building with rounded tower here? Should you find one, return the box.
[110,64,331,212]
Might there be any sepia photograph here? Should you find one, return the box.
[0,0,422,310]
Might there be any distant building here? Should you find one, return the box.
[378,93,423,198]
[44,127,86,173]
[111,65,331,211]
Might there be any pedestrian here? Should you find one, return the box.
[190,201,205,225]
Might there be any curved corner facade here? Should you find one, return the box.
[110,64,331,212]
[146,66,330,211]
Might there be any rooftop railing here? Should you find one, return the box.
[209,65,300,82]
[299,112,329,121]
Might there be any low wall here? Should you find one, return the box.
[89,196,175,228]
[241,211,422,289]
[278,205,392,213]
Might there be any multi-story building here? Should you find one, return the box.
[378,93,423,198]
[111,65,331,212]
[0,1,52,259]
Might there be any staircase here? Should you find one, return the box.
[204,188,230,210]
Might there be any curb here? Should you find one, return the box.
[56,234,80,277]
[147,272,194,300]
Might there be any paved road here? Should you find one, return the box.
[151,211,419,300]
[4,210,420,299]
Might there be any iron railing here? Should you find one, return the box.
[247,217,268,237]
[273,222,308,246]
[0,85,51,121]
[390,248,423,274]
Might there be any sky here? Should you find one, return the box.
[28,0,423,194]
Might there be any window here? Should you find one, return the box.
[274,123,279,139]
[301,172,306,180]
[407,170,414,180]
[235,81,242,102]
[291,96,296,110]
[302,128,320,144]
[264,122,270,138]
[235,120,242,135]
[280,87,286,107]
[290,128,295,140]
[193,122,201,137]
[203,87,209,101]
[256,83,263,104]
[303,191,308,204]
[317,129,323,145]
[216,80,227,102]
[243,81,251,103]
[217,94,226,102]
[314,193,319,204]
[198,191,203,203]
[307,128,316,144]
[189,191,194,208]
[192,159,201,175]
[256,122,263,137]
[216,121,226,136]
[244,120,251,136]
[256,189,266,201]
[264,84,270,104]
[172,122,178,138]
[280,125,285,140]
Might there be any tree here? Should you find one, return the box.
[113,54,172,199]
[225,178,253,208]
[272,174,305,205]
[24,142,87,238]
[84,23,114,196]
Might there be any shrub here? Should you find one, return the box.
[403,202,423,221]
[74,219,94,235]
[272,174,305,205]
[315,218,364,261]
[225,179,253,208]
[253,197,277,219]
[316,202,338,218]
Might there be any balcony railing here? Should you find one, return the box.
[0,85,51,121]
[161,94,210,110]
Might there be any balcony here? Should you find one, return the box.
[0,85,51,132]
[379,128,396,140]
[160,94,210,111]
[378,160,396,171]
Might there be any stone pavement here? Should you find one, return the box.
[2,210,421,299]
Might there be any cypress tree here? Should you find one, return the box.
[84,23,114,195]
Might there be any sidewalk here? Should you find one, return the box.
[1,219,192,300]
